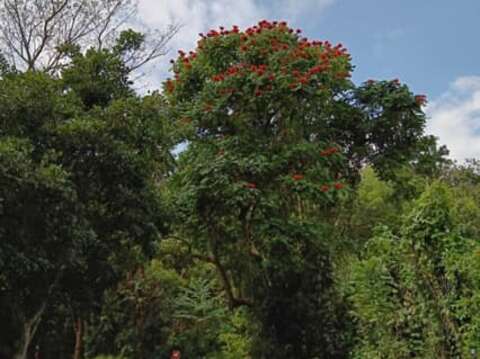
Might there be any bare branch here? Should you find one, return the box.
[127,23,181,72]
[0,0,176,73]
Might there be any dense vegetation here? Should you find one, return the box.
[1,16,479,359]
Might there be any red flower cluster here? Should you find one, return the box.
[244,20,282,35]
[292,174,304,181]
[227,66,240,76]
[320,147,338,156]
[212,63,268,83]
[251,64,267,76]
[320,183,344,191]
[269,38,290,52]
[212,74,225,82]
[245,182,257,189]
[176,50,197,70]
[166,20,352,108]
[309,65,328,75]
[165,79,175,93]
[285,45,349,89]
[199,25,240,39]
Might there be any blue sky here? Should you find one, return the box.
[138,0,480,160]
[306,1,480,98]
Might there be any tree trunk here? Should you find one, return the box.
[16,324,32,359]
[15,303,47,359]
[73,318,83,359]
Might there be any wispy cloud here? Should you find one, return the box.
[426,76,480,161]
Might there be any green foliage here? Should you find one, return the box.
[350,183,480,358]
[347,167,398,242]
[343,80,428,181]
[0,136,89,358]
[113,29,146,57]
[0,50,14,76]
[213,309,253,359]
[0,43,169,358]
[84,259,184,358]
[62,48,134,109]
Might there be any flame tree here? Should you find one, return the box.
[165,20,430,357]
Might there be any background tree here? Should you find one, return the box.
[0,40,171,358]
[350,183,480,358]
[0,136,92,359]
[0,0,179,73]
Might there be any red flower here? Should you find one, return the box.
[212,74,225,82]
[227,66,239,75]
[320,147,338,156]
[309,66,323,75]
[292,174,304,181]
[299,76,309,85]
[245,182,257,189]
[320,184,329,192]
[165,79,175,93]
[334,182,344,190]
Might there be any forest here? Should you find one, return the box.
[1,1,480,358]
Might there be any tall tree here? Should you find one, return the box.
[165,20,430,357]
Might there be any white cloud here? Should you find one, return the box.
[278,0,335,20]
[427,76,480,161]
[136,0,335,88]
[138,0,264,53]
